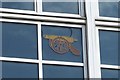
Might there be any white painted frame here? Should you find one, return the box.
[85,0,101,78]
[0,19,41,79]
[96,26,120,74]
[95,0,119,21]
[0,0,37,14]
[0,19,87,78]
[39,22,88,78]
[39,0,85,18]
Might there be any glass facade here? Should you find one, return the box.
[42,25,83,62]
[1,0,35,11]
[99,0,119,18]
[0,0,119,79]
[101,69,119,78]
[1,62,38,79]
[43,65,84,78]
[42,0,79,14]
[2,22,38,59]
[99,30,119,65]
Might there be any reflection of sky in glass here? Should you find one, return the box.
[0,22,2,57]
[101,69,119,78]
[2,62,38,78]
[42,25,83,62]
[42,1,79,14]
[99,0,119,2]
[99,2,119,18]
[0,22,1,79]
[99,30,119,65]
[43,65,84,78]
[2,0,34,11]
[2,22,38,59]
[0,62,2,79]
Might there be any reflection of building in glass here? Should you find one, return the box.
[0,0,119,79]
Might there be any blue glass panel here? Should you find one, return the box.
[43,65,84,78]
[101,69,119,78]
[0,22,2,57]
[99,1,119,18]
[99,30,120,65]
[2,22,38,59]
[0,62,2,79]
[2,0,35,11]
[2,62,38,78]
[42,25,83,62]
[42,0,79,14]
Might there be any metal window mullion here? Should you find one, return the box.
[85,0,101,78]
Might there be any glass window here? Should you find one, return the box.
[1,61,38,78]
[0,22,2,57]
[1,0,35,11]
[99,30,120,65]
[0,62,2,79]
[43,65,84,78]
[101,69,119,78]
[42,25,83,62]
[99,0,119,18]
[2,22,38,59]
[42,0,79,14]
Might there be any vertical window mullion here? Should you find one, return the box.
[38,23,43,78]
[85,0,101,78]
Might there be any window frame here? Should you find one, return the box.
[38,22,87,78]
[0,0,37,14]
[96,26,120,78]
[0,19,40,79]
[38,0,85,18]
[96,0,119,21]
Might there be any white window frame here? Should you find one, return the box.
[0,0,37,14]
[38,22,88,78]
[0,18,40,78]
[38,0,85,18]
[95,0,119,21]
[96,26,120,70]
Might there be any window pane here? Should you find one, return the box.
[101,69,119,78]
[99,0,119,18]
[42,0,79,14]
[0,62,2,79]
[99,30,120,65]
[2,22,38,59]
[0,22,2,57]
[43,65,84,78]
[1,0,35,11]
[1,62,38,78]
[42,25,83,62]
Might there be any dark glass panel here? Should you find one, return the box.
[2,62,38,78]
[42,25,83,62]
[2,0,35,11]
[101,69,119,78]
[99,30,119,65]
[42,0,79,14]
[2,22,38,59]
[99,0,119,18]
[43,65,84,78]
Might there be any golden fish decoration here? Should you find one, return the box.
[44,35,80,56]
